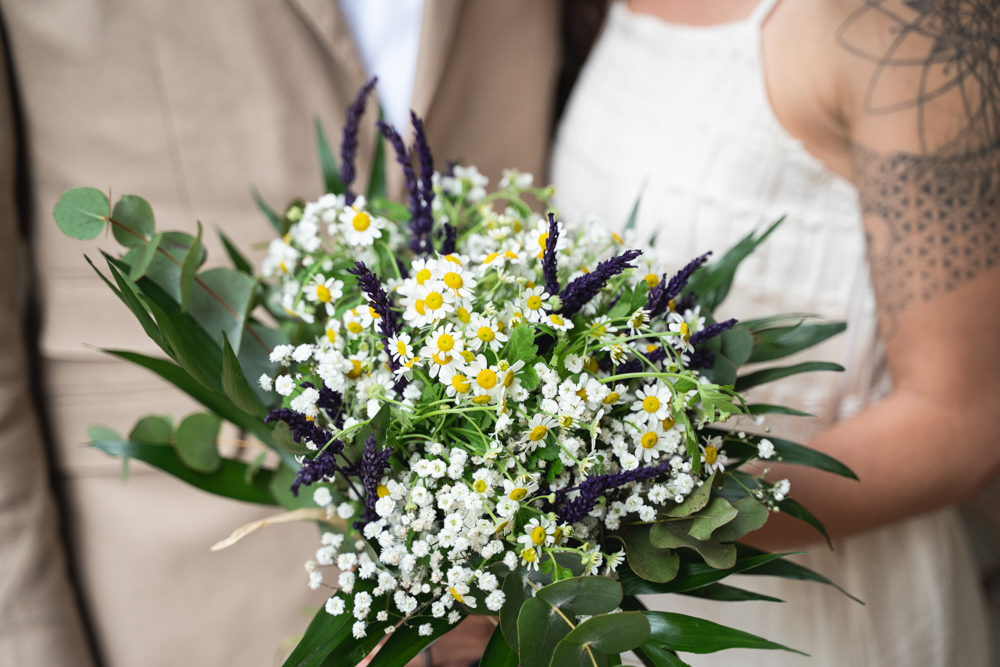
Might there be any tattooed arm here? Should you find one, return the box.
[752,0,1000,548]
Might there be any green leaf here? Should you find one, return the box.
[739,313,818,331]
[128,415,172,444]
[664,472,715,517]
[218,228,253,274]
[618,551,792,596]
[366,617,452,667]
[282,604,354,667]
[776,496,832,548]
[239,320,286,407]
[272,420,312,456]
[649,522,736,569]
[100,256,163,349]
[677,583,783,603]
[180,220,203,313]
[366,128,387,200]
[53,187,108,240]
[506,324,538,365]
[734,361,844,392]
[480,623,519,667]
[688,498,738,540]
[534,576,623,616]
[89,437,276,504]
[188,267,257,353]
[684,217,784,311]
[710,496,769,542]
[623,183,646,232]
[607,524,679,583]
[719,328,753,367]
[142,296,217,390]
[315,118,347,196]
[748,321,847,364]
[221,331,260,415]
[88,425,122,442]
[245,450,267,485]
[642,611,806,655]
[562,611,651,654]
[269,462,318,511]
[174,412,222,473]
[319,619,395,667]
[251,185,287,235]
[716,432,857,479]
[500,572,529,651]
[745,403,815,417]
[708,353,738,387]
[636,644,691,667]
[111,194,155,247]
[517,597,574,667]
[124,230,202,303]
[736,545,863,603]
[129,232,162,281]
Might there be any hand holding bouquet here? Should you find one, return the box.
[54,80,858,667]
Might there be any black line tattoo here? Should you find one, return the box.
[837,0,1000,319]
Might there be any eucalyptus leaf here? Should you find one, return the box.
[719,328,753,367]
[664,472,715,517]
[550,641,608,667]
[618,551,792,595]
[688,498,738,540]
[517,597,574,667]
[562,611,651,654]
[708,353,737,387]
[500,572,528,651]
[649,522,736,569]
[534,575,623,616]
[180,221,203,313]
[710,497,769,542]
[53,187,108,240]
[128,233,162,281]
[480,623,518,667]
[642,611,806,655]
[607,524,679,583]
[128,415,172,445]
[188,267,257,353]
[734,361,844,392]
[174,412,222,474]
[111,194,155,247]
[272,420,312,456]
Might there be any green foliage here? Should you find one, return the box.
[710,497,769,542]
[506,324,538,364]
[734,361,844,392]
[716,432,858,479]
[111,194,155,247]
[365,618,451,667]
[748,321,847,364]
[180,221,204,313]
[687,498,739,540]
[718,328,753,366]
[500,572,528,651]
[53,187,108,240]
[272,420,312,456]
[218,228,254,274]
[281,603,355,667]
[641,611,805,656]
[99,256,164,349]
[88,427,276,504]
[607,524,679,583]
[736,545,864,604]
[649,522,736,570]
[129,232,162,281]
[251,185,287,235]
[551,613,651,667]
[664,472,715,517]
[315,118,347,196]
[676,583,783,603]
[367,127,387,200]
[174,412,222,473]
[618,551,791,596]
[745,403,815,417]
[221,331,260,415]
[534,576,623,616]
[128,415,172,444]
[480,623,519,667]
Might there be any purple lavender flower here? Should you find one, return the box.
[288,450,340,497]
[559,249,642,317]
[266,408,339,453]
[542,213,560,296]
[376,120,419,217]
[348,261,399,340]
[441,223,457,255]
[340,77,378,205]
[687,348,715,370]
[689,318,738,347]
[613,346,668,376]
[359,433,394,512]
[646,252,711,318]
[557,459,673,524]
[407,112,436,255]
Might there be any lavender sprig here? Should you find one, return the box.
[376,120,419,219]
[441,223,457,255]
[341,77,378,205]
[559,249,642,317]
[348,261,399,340]
[407,112,436,254]
[266,408,338,453]
[542,213,560,296]
[647,252,711,318]
[360,433,394,512]
[689,318,738,347]
[556,459,673,524]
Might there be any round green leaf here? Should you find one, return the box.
[564,612,651,654]
[535,576,623,616]
[174,412,222,473]
[517,597,573,667]
[54,187,108,240]
[111,194,155,247]
[128,415,173,445]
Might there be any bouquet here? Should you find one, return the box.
[53,80,859,667]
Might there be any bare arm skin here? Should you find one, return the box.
[749,0,1000,549]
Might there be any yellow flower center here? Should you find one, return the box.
[326,328,338,344]
[612,232,624,244]
[432,351,452,365]
[352,211,371,231]
[416,268,432,285]
[473,479,487,493]
[584,357,599,373]
[503,370,516,388]
[645,273,659,288]
[509,488,527,501]
[504,250,519,259]
[445,254,461,265]
[457,307,471,323]
[705,445,718,465]
[592,324,606,335]
[667,299,676,312]
[425,291,444,310]
[437,334,455,351]
[680,321,691,342]
[552,528,563,544]
[521,547,537,563]
[526,295,543,310]
[451,374,471,394]
[603,391,620,404]
[368,306,380,320]
[661,415,675,430]
[449,587,463,603]
[347,321,363,334]
[631,314,645,329]
[315,284,332,302]
[549,314,565,327]
[444,272,464,290]
[476,369,497,389]
[472,394,492,404]
[347,359,363,379]
[461,350,476,362]
[377,484,390,498]
[483,252,499,264]
[529,425,548,441]
[643,396,661,413]
[494,520,509,534]
[531,526,546,545]
[414,299,426,315]
[646,344,660,353]
[641,432,659,449]
[477,327,495,342]
[537,232,549,250]
[397,341,408,357]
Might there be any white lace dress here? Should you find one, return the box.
[551,2,991,665]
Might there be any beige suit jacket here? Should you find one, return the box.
[0,1,559,664]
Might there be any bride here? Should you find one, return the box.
[552,0,999,665]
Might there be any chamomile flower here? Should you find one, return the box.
[628,308,651,334]
[435,262,477,298]
[520,413,557,452]
[402,282,456,327]
[467,314,508,352]
[496,359,525,398]
[478,245,524,275]
[282,292,315,324]
[420,343,464,381]
[465,354,500,404]
[517,517,554,553]
[323,319,344,348]
[588,315,619,343]
[338,197,385,246]
[501,477,538,502]
[445,371,473,401]
[343,307,370,338]
[527,218,566,259]
[387,332,415,364]
[304,274,344,315]
[544,312,574,332]
[632,419,671,463]
[702,438,727,474]
[520,286,550,323]
[427,323,464,358]
[631,383,673,420]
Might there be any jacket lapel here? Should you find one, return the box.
[284,0,368,94]
[411,0,463,124]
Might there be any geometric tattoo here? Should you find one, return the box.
[838,0,1000,316]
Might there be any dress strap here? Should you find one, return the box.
[747,0,782,27]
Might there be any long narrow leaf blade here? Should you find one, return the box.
[734,361,844,392]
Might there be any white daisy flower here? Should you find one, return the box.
[467,314,508,352]
[527,218,566,259]
[304,274,344,316]
[632,419,671,463]
[435,262,477,298]
[343,307,370,338]
[520,286,550,323]
[338,196,385,246]
[631,383,673,420]
[520,413,557,452]
[427,323,464,357]
[544,312,574,332]
[387,332,415,364]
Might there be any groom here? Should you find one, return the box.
[0,1,559,665]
